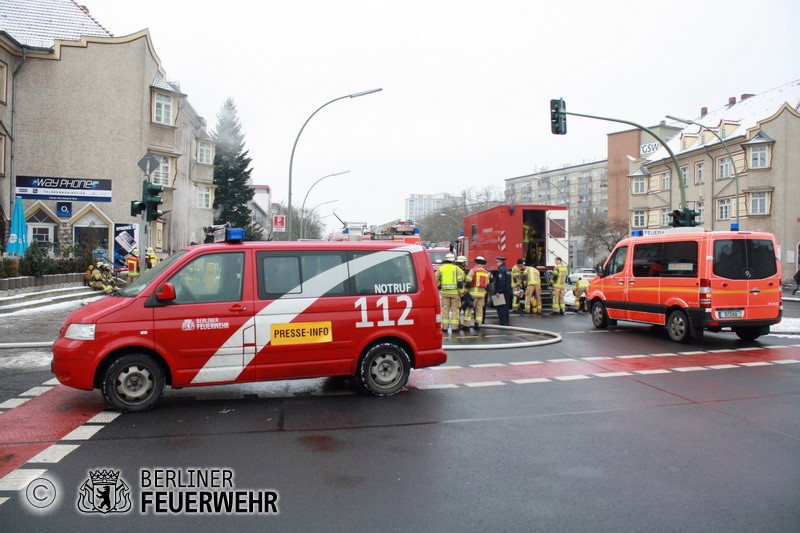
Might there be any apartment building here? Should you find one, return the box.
[0,0,215,265]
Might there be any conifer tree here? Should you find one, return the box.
[212,98,261,239]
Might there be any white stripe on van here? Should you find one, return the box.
[192,245,422,384]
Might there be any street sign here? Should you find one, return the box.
[137,153,161,175]
[273,215,286,232]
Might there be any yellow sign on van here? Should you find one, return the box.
[271,321,333,346]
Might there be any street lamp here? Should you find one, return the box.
[300,170,350,239]
[666,114,740,230]
[287,88,382,240]
[304,199,338,239]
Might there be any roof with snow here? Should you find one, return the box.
[0,0,111,49]
[648,79,800,162]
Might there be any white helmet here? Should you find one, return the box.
[445,253,455,262]
[475,256,486,264]
[456,255,467,263]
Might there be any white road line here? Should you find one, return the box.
[415,384,459,390]
[651,353,679,357]
[738,362,773,367]
[766,345,791,349]
[772,359,800,364]
[0,468,48,491]
[0,398,31,409]
[634,369,672,375]
[547,358,575,363]
[679,351,707,355]
[430,365,462,370]
[594,372,633,377]
[707,349,732,353]
[28,444,80,464]
[464,381,506,387]
[470,363,505,368]
[511,378,552,384]
[20,386,53,397]
[509,360,543,366]
[672,366,709,372]
[86,411,122,424]
[736,347,762,351]
[582,356,613,361]
[554,375,590,381]
[0,497,7,507]
[43,378,60,386]
[616,355,647,359]
[61,425,105,441]
[707,364,740,370]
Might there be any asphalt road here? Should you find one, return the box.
[0,298,798,531]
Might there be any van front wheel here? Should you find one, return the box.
[102,354,165,412]
[358,343,411,396]
[667,309,691,343]
[591,300,609,329]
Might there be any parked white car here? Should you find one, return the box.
[568,267,597,284]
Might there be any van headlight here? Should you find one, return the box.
[65,323,96,341]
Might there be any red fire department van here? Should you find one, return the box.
[52,229,447,411]
[587,228,782,343]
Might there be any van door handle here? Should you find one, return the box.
[229,304,248,312]
[618,279,625,285]
[628,280,635,285]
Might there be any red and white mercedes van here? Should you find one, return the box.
[52,229,447,411]
[588,228,782,343]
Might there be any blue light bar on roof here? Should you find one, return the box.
[226,228,245,242]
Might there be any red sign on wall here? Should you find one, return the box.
[273,215,286,232]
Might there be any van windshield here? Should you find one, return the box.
[712,238,777,280]
[118,250,188,297]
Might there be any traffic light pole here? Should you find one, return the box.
[562,110,688,210]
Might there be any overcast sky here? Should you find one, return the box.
[83,0,799,236]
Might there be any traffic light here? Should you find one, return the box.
[143,180,164,222]
[130,199,146,217]
[670,207,700,228]
[550,98,567,135]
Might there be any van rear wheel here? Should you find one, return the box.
[734,327,763,341]
[667,309,691,343]
[358,343,411,396]
[102,354,164,412]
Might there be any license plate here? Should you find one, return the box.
[718,310,744,319]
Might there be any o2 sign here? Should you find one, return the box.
[56,202,72,217]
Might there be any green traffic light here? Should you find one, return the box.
[550,98,567,135]
[142,180,165,221]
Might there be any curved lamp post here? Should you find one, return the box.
[666,114,740,229]
[287,88,382,240]
[304,199,338,239]
[299,170,350,239]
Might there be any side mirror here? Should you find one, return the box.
[156,282,177,301]
[594,263,606,278]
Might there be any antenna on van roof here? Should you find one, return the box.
[332,209,346,228]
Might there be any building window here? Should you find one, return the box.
[718,198,731,221]
[748,192,769,215]
[632,210,645,228]
[681,167,688,187]
[661,208,671,227]
[197,186,211,209]
[154,93,173,125]
[152,155,171,186]
[662,170,670,190]
[695,162,705,185]
[718,156,733,179]
[633,177,646,194]
[696,201,704,223]
[0,135,5,176]
[750,145,768,169]
[198,142,212,165]
[0,60,7,103]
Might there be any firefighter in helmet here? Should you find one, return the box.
[464,256,490,329]
[436,253,465,333]
[126,248,140,285]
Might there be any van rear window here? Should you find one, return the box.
[713,239,777,280]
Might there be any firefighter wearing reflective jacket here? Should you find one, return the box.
[551,257,569,315]
[455,255,469,330]
[573,278,590,312]
[524,265,542,314]
[511,259,525,312]
[465,256,490,329]
[436,253,465,332]
[126,248,140,285]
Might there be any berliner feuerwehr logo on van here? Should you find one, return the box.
[77,469,132,514]
[182,319,197,331]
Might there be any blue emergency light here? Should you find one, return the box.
[631,230,643,237]
[226,228,245,242]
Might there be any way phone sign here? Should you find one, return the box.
[273,215,286,232]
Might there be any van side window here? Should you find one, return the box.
[713,238,777,280]
[632,243,661,277]
[350,251,417,295]
[169,252,244,304]
[257,252,347,299]
[660,241,698,278]
[607,246,628,275]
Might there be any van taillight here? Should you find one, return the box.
[699,278,712,308]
